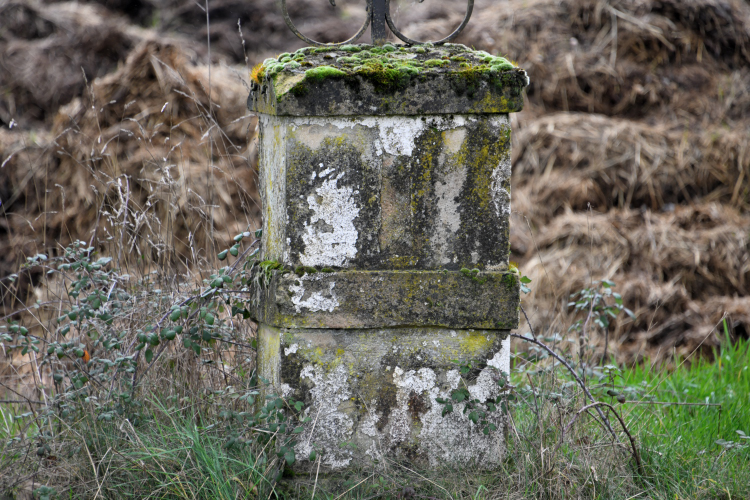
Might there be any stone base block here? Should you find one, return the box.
[257,324,510,472]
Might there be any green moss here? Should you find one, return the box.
[289,83,309,97]
[304,66,347,82]
[502,273,517,291]
[294,266,318,276]
[339,44,362,52]
[424,59,448,67]
[358,60,419,93]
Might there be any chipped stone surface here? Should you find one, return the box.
[288,273,340,313]
[257,324,511,472]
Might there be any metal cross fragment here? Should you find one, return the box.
[280,0,474,46]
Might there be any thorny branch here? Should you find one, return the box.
[514,305,620,442]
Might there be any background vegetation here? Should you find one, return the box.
[0,0,748,497]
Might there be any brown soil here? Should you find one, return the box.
[1,0,748,363]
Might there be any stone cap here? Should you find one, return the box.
[248,43,529,116]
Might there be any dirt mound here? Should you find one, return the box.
[511,113,750,220]
[0,1,137,128]
[449,0,750,120]
[66,0,371,62]
[0,38,258,307]
[514,202,750,360]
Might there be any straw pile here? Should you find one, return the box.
[0,1,258,308]
[442,0,750,361]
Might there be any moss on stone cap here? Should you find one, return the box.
[248,43,529,116]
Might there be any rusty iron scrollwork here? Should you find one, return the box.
[279,0,474,46]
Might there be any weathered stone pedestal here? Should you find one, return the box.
[248,43,528,472]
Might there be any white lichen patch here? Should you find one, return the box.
[284,343,299,356]
[296,364,355,469]
[434,164,467,265]
[291,115,471,158]
[289,276,339,313]
[490,155,512,217]
[384,339,510,468]
[299,168,361,267]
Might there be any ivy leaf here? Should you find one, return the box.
[468,411,479,424]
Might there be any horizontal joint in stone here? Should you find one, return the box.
[250,269,520,330]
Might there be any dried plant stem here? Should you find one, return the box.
[515,306,619,442]
[554,401,644,476]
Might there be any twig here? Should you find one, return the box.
[520,305,537,340]
[311,455,321,500]
[624,400,721,407]
[333,474,374,500]
[553,401,644,476]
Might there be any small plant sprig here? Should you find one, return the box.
[568,279,635,368]
[435,361,510,435]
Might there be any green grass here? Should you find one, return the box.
[617,330,750,498]
[2,334,748,499]
[68,397,271,499]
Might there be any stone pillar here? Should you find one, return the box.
[248,43,528,472]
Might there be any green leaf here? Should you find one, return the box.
[520,276,532,284]
[145,349,153,363]
[309,450,316,461]
[441,403,453,417]
[293,426,304,434]
[284,449,295,465]
[294,401,304,412]
[451,389,468,403]
[469,411,479,424]
[218,250,229,260]
[230,246,239,257]
[205,313,215,326]
[169,310,181,322]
